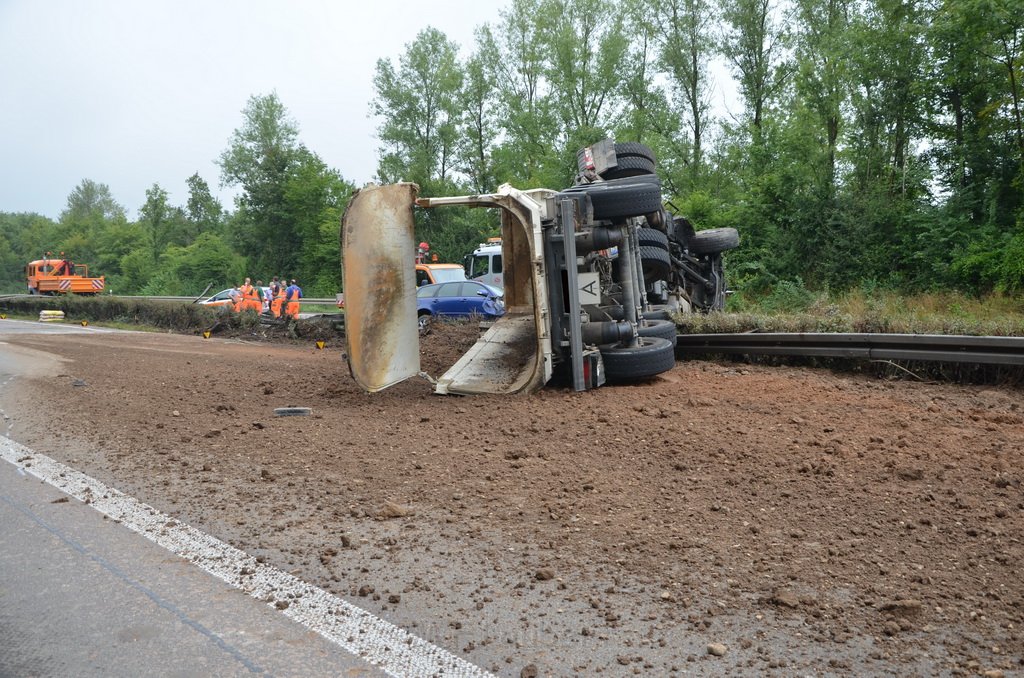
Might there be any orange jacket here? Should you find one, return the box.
[271,287,286,317]
[240,284,260,311]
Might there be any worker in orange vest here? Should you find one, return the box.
[284,279,303,319]
[255,280,267,314]
[240,277,260,313]
[271,278,287,318]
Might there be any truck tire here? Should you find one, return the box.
[638,318,677,347]
[620,173,660,186]
[601,155,656,180]
[614,142,656,163]
[689,227,740,254]
[638,227,669,249]
[576,141,657,172]
[563,177,663,221]
[600,337,675,381]
[639,245,671,281]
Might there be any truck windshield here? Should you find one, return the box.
[469,255,488,277]
[431,268,466,283]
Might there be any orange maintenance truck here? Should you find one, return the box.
[26,253,105,295]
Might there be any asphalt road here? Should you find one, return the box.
[0,456,384,678]
[0,317,111,336]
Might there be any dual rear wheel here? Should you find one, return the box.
[599,336,675,381]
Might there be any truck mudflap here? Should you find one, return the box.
[341,183,553,395]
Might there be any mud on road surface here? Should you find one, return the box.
[1,323,1021,676]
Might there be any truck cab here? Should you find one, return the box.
[464,238,503,291]
[415,263,466,287]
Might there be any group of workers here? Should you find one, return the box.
[228,276,303,319]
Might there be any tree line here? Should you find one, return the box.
[372,0,1024,297]
[2,0,1021,299]
[0,94,353,297]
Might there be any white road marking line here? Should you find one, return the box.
[0,436,493,678]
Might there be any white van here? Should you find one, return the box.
[464,239,503,290]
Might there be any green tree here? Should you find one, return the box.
[542,0,628,139]
[793,0,851,194]
[372,27,464,191]
[3,212,62,266]
[825,0,931,288]
[61,179,126,225]
[846,0,926,193]
[219,92,301,275]
[144,232,246,296]
[721,0,790,139]
[976,0,1024,165]
[929,0,1023,291]
[185,173,224,237]
[139,183,190,253]
[0,220,29,292]
[458,49,500,193]
[477,0,562,187]
[284,149,354,294]
[95,220,153,293]
[618,0,686,193]
[58,179,128,265]
[646,0,719,182]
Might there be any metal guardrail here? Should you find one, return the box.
[675,332,1024,366]
[1,294,339,305]
[113,295,340,305]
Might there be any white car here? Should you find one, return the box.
[199,287,271,309]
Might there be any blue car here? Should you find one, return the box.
[416,281,505,328]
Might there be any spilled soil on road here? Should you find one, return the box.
[1,320,1021,676]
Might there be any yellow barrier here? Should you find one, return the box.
[39,310,65,322]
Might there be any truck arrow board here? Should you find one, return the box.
[578,272,600,305]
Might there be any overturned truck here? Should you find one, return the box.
[342,139,738,395]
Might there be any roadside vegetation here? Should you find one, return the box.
[691,288,1024,337]
[0,296,343,342]
[2,296,221,331]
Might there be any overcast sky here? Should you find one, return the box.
[0,0,494,219]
